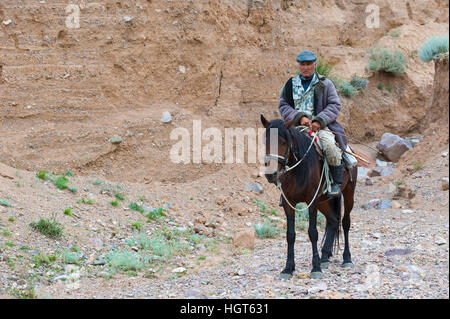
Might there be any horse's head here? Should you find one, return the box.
[261,114,294,184]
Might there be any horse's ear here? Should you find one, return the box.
[284,119,294,129]
[260,114,269,128]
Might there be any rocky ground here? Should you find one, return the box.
[0,141,448,299]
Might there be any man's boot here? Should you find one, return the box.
[328,164,344,197]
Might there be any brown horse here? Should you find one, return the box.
[261,114,357,279]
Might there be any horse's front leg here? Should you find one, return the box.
[308,206,323,279]
[279,199,296,280]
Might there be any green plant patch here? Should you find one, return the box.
[30,216,63,239]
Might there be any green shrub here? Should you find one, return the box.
[129,202,144,213]
[390,29,401,37]
[104,250,143,271]
[315,59,333,78]
[114,192,125,201]
[36,171,49,180]
[295,203,326,231]
[110,200,119,207]
[54,176,69,190]
[254,221,280,238]
[64,208,72,216]
[146,208,166,222]
[350,76,369,91]
[30,215,63,239]
[130,221,143,231]
[377,83,384,90]
[32,253,57,267]
[367,47,406,75]
[418,35,449,63]
[0,199,12,207]
[63,249,84,265]
[331,77,358,98]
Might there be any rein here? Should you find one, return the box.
[265,126,329,212]
[264,126,314,176]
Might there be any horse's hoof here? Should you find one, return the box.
[278,273,293,280]
[320,262,330,269]
[310,271,323,279]
[341,262,354,269]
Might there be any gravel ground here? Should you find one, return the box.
[0,151,448,299]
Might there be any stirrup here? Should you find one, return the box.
[328,184,342,197]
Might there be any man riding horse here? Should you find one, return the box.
[278,50,348,197]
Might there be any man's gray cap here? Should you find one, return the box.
[296,50,317,62]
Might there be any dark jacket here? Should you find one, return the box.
[278,73,348,151]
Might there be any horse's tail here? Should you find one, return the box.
[319,195,341,255]
[333,195,342,255]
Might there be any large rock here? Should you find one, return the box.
[377,133,412,162]
[232,228,255,250]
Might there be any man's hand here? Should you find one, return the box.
[311,121,321,132]
[300,116,312,129]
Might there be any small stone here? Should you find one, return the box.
[376,159,388,167]
[161,111,172,123]
[172,267,186,273]
[441,152,448,158]
[179,66,186,74]
[376,200,391,210]
[357,167,370,179]
[186,288,201,298]
[441,178,449,191]
[308,282,327,294]
[370,166,395,177]
[365,178,373,186]
[435,238,446,245]
[401,209,414,214]
[109,136,122,144]
[245,182,263,194]
[2,20,12,26]
[391,200,402,209]
[384,183,397,194]
[371,233,381,239]
[237,269,245,276]
[124,16,133,22]
[385,248,413,256]
[296,272,309,279]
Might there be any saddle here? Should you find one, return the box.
[300,129,358,170]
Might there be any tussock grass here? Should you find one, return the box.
[30,215,63,239]
[367,47,406,75]
[129,202,144,213]
[295,203,326,231]
[63,249,84,265]
[0,199,12,207]
[146,207,166,222]
[104,251,143,271]
[418,35,449,63]
[254,221,281,238]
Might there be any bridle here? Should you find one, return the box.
[264,125,329,213]
[264,126,316,179]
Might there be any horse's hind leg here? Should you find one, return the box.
[341,174,356,268]
[320,197,341,269]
